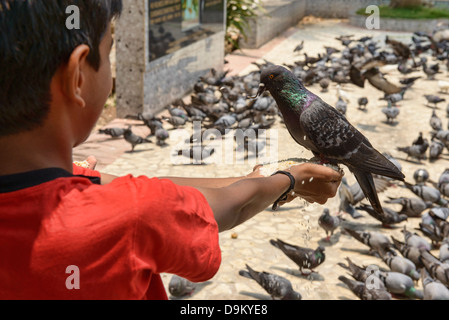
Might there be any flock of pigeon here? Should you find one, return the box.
[98,27,449,299]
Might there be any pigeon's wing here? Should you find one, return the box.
[366,72,402,95]
[300,100,404,180]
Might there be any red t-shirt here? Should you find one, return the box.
[0,165,221,300]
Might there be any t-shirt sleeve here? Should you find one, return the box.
[122,175,221,283]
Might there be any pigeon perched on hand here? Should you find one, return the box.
[269,239,325,275]
[251,65,405,216]
[238,264,302,300]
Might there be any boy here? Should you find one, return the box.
[0,0,342,299]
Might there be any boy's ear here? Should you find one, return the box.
[63,44,91,108]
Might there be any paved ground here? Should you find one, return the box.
[74,19,449,300]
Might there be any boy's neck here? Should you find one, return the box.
[0,128,73,176]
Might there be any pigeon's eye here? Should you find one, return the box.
[269,74,275,80]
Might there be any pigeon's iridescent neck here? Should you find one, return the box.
[281,88,317,111]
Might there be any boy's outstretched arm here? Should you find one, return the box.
[197,163,343,232]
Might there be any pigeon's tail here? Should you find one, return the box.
[239,264,261,284]
[397,146,410,154]
[343,228,364,244]
[391,236,405,250]
[338,275,362,297]
[238,270,252,280]
[352,169,384,214]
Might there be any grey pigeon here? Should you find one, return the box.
[432,130,449,149]
[177,145,215,164]
[357,97,368,110]
[422,268,449,300]
[163,115,187,128]
[337,257,386,290]
[419,249,449,287]
[166,106,188,119]
[251,65,405,216]
[413,168,430,184]
[335,96,347,115]
[356,203,407,228]
[397,140,429,162]
[338,178,363,219]
[382,101,400,124]
[430,109,443,131]
[123,126,153,152]
[382,89,406,106]
[98,127,125,138]
[238,264,302,300]
[318,208,344,241]
[385,196,432,218]
[144,118,163,136]
[403,182,448,206]
[402,227,432,251]
[391,236,423,268]
[439,238,449,263]
[437,169,449,197]
[155,127,169,147]
[430,140,445,161]
[416,221,444,247]
[343,228,392,255]
[338,275,392,300]
[269,239,325,274]
[168,275,197,298]
[214,114,237,128]
[319,78,330,93]
[377,247,420,281]
[378,271,423,299]
[429,207,449,221]
[424,95,446,108]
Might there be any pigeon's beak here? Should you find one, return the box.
[247,83,266,100]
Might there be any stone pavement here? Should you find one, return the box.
[74,19,448,300]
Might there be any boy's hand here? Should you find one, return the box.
[282,163,343,206]
[86,156,97,170]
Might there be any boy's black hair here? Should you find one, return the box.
[0,0,123,136]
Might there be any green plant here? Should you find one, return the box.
[356,5,449,19]
[226,0,265,51]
